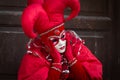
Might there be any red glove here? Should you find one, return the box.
[65,33,74,61]
[21,4,48,39]
[47,40,61,63]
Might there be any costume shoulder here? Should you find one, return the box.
[66,30,102,79]
[18,50,49,80]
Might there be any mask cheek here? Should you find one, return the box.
[55,40,66,53]
[53,42,58,45]
[55,45,61,52]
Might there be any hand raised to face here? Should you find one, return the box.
[49,30,67,53]
[64,33,74,61]
[46,39,62,63]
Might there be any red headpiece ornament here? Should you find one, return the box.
[40,23,65,42]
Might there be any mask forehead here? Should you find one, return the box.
[48,30,65,39]
[40,25,65,42]
[48,30,66,45]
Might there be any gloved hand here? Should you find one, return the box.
[21,3,48,39]
[65,33,74,61]
[47,39,61,63]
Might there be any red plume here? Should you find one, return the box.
[21,4,48,38]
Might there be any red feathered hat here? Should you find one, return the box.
[21,0,80,39]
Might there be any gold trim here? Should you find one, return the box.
[39,23,64,36]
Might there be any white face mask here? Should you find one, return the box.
[55,39,66,53]
[49,30,66,53]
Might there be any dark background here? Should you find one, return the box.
[0,0,119,80]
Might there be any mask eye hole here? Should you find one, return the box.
[50,37,58,45]
[61,35,65,39]
[61,32,66,40]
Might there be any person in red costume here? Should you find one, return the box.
[18,0,103,80]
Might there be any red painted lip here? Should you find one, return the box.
[60,46,65,50]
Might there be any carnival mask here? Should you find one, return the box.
[49,30,66,53]
[40,24,66,53]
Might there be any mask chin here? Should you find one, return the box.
[58,49,66,54]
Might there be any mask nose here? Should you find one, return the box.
[58,39,63,46]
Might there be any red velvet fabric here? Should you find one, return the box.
[18,31,102,80]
